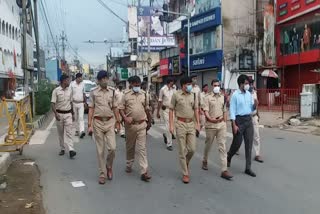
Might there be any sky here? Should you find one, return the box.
[39,0,130,66]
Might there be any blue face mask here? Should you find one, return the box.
[132,86,141,93]
[186,85,192,93]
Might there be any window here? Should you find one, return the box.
[194,0,220,15]
[9,25,11,38]
[5,23,8,36]
[1,21,5,35]
[190,27,221,55]
[280,16,320,55]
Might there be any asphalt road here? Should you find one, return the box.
[24,119,320,214]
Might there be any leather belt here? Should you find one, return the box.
[73,100,84,103]
[177,117,193,123]
[131,120,146,125]
[94,116,113,122]
[56,109,72,114]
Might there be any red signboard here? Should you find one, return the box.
[160,58,169,76]
[277,0,320,23]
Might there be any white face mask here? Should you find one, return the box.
[213,86,220,94]
[244,84,250,91]
[132,86,141,93]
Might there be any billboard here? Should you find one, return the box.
[181,7,222,33]
[263,3,276,66]
[277,0,320,23]
[128,6,138,39]
[137,6,175,52]
[160,58,169,76]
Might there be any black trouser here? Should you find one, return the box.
[228,115,253,170]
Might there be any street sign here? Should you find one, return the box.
[121,68,129,80]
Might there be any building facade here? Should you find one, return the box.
[276,0,320,90]
[159,0,222,88]
[0,0,23,96]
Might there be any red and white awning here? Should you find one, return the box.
[261,69,278,78]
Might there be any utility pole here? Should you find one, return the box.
[253,0,258,71]
[22,0,29,93]
[60,31,67,61]
[147,0,152,90]
[33,0,41,84]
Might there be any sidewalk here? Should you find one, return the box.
[258,111,297,128]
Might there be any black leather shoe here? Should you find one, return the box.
[80,132,86,139]
[59,150,65,156]
[69,151,77,159]
[163,134,168,144]
[167,146,173,151]
[141,173,152,182]
[244,169,256,177]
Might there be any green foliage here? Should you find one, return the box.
[35,80,55,115]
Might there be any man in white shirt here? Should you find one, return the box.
[249,80,264,163]
[200,84,209,130]
[71,73,86,138]
[157,78,176,151]
[191,74,201,137]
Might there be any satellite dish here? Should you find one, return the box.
[16,0,31,9]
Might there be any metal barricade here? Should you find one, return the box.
[256,89,300,112]
[0,96,34,154]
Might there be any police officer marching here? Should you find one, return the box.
[51,74,77,159]
[157,78,176,151]
[87,70,121,185]
[201,79,233,180]
[119,76,152,182]
[169,76,200,184]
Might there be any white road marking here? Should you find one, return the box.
[30,118,80,145]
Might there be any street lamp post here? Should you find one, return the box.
[156,9,191,76]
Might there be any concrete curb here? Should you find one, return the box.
[0,152,11,175]
[34,111,53,129]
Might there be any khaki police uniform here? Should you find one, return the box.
[159,85,176,147]
[200,91,208,128]
[202,92,228,172]
[89,86,118,178]
[252,90,261,157]
[119,90,150,175]
[51,86,74,152]
[115,89,125,136]
[170,91,198,176]
[71,81,85,134]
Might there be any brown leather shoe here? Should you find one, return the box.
[125,166,132,173]
[182,175,190,184]
[98,177,106,185]
[221,170,233,180]
[202,161,208,170]
[107,168,113,180]
[141,172,152,182]
[254,156,264,163]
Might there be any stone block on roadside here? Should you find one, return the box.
[289,118,301,126]
[0,152,11,175]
